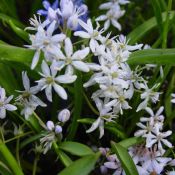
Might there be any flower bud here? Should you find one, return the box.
[58,109,70,123]
[55,125,62,134]
[46,121,54,131]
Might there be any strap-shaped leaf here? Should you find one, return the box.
[111,141,139,175]
[59,152,100,175]
[128,49,175,65]
[127,11,175,44]
[59,141,94,156]
[0,43,33,65]
[118,137,144,149]
[0,140,24,175]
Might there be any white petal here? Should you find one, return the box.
[145,107,154,116]
[86,117,101,133]
[162,139,172,148]
[31,95,47,107]
[0,87,6,101]
[99,2,112,9]
[53,83,67,100]
[74,31,90,38]
[41,60,51,76]
[45,85,52,102]
[65,65,74,75]
[53,48,66,60]
[5,104,17,111]
[72,61,90,72]
[0,107,6,119]
[156,106,164,116]
[96,15,107,21]
[31,50,40,70]
[136,99,148,112]
[47,20,56,36]
[104,162,118,169]
[22,72,30,91]
[51,33,66,42]
[90,39,96,53]
[86,63,101,71]
[111,19,121,31]
[55,75,77,84]
[65,38,73,57]
[104,20,110,31]
[72,47,90,60]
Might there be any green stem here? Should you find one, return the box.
[162,0,172,48]
[32,154,39,175]
[5,131,33,143]
[67,71,83,140]
[16,138,21,167]
[0,140,24,175]
[83,92,99,115]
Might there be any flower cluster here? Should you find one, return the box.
[37,0,88,31]
[96,0,130,31]
[40,109,70,154]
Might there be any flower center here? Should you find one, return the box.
[92,30,99,38]
[111,72,118,78]
[0,101,4,107]
[66,58,72,65]
[46,77,54,84]
[22,91,31,99]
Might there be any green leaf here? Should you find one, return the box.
[0,160,12,175]
[8,20,29,42]
[67,71,83,140]
[118,137,144,149]
[0,13,24,28]
[20,133,45,150]
[111,141,139,175]
[59,152,100,175]
[0,63,19,95]
[0,0,18,19]
[78,118,127,139]
[0,140,24,175]
[127,11,175,44]
[151,0,163,35]
[53,142,72,167]
[0,43,33,65]
[59,141,94,156]
[128,49,175,65]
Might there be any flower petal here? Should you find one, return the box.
[53,83,67,100]
[72,61,90,72]
[55,75,77,84]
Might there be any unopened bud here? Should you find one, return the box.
[58,109,70,123]
[55,125,62,134]
[46,121,54,131]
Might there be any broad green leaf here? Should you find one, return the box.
[9,20,29,42]
[59,152,100,175]
[0,63,19,95]
[111,141,139,175]
[127,11,175,44]
[0,43,33,65]
[0,140,24,175]
[0,13,24,28]
[78,118,127,139]
[59,141,94,156]
[118,137,144,149]
[0,161,12,175]
[0,0,18,19]
[53,142,72,167]
[128,49,175,65]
